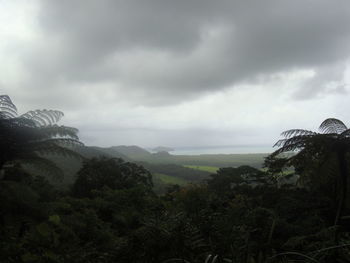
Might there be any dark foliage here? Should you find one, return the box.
[266,118,350,226]
[2,161,350,262]
[72,157,153,198]
[141,162,211,182]
[0,95,83,179]
[1,101,350,262]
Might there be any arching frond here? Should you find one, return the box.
[272,145,299,157]
[274,135,312,148]
[272,135,321,157]
[319,118,347,134]
[0,95,84,183]
[0,95,18,119]
[0,107,17,118]
[20,110,64,126]
[2,118,37,129]
[30,142,84,160]
[0,95,17,110]
[273,139,287,148]
[39,125,80,140]
[281,129,317,138]
[42,138,84,147]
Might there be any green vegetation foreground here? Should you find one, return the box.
[1,96,350,262]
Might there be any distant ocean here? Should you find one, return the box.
[149,145,274,155]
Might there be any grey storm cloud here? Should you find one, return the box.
[293,63,348,99]
[21,0,350,106]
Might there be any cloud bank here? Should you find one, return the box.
[1,0,350,147]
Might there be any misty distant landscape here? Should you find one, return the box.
[46,143,268,192]
[149,145,273,155]
[2,0,350,262]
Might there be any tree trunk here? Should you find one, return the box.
[334,150,348,226]
[0,158,6,179]
[0,157,6,170]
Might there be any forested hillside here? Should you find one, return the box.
[40,143,267,192]
[1,95,350,262]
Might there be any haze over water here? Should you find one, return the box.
[150,145,274,155]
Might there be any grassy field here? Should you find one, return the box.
[145,153,268,168]
[184,165,219,173]
[81,145,269,168]
[152,173,188,185]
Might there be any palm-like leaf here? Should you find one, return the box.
[39,125,80,140]
[0,94,83,179]
[0,95,17,119]
[273,119,350,156]
[20,109,64,126]
[281,129,316,138]
[319,118,348,134]
[30,140,83,158]
[270,118,350,226]
[272,135,315,156]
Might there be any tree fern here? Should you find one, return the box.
[20,109,64,126]
[0,94,83,179]
[269,118,350,226]
[0,95,17,119]
[319,118,348,134]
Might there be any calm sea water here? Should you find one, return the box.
[150,145,274,155]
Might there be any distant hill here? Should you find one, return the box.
[152,146,174,152]
[40,144,267,191]
[42,145,130,188]
[152,151,171,157]
[109,145,152,160]
[88,146,130,160]
[74,146,113,159]
[75,145,267,169]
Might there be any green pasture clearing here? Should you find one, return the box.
[143,153,268,168]
[152,173,188,185]
[184,165,219,173]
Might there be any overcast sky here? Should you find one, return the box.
[1,0,350,150]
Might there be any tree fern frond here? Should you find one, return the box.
[281,129,317,138]
[33,143,84,160]
[0,109,17,119]
[272,145,299,156]
[20,111,46,126]
[0,112,14,119]
[9,117,37,128]
[273,139,287,148]
[0,95,83,183]
[319,118,348,134]
[270,117,350,225]
[274,135,312,150]
[272,137,316,157]
[0,106,18,118]
[42,138,84,147]
[39,125,80,140]
[20,110,64,126]
[0,95,17,112]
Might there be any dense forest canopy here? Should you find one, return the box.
[1,95,350,262]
